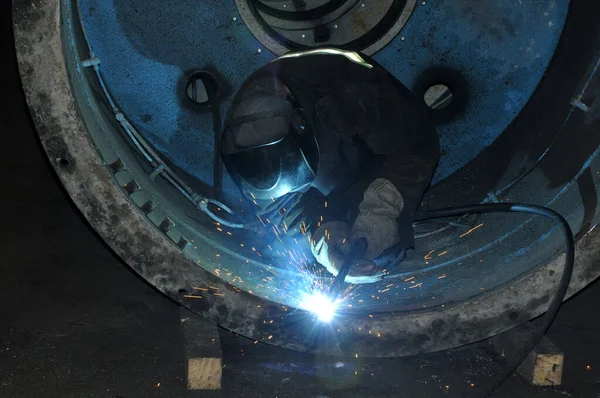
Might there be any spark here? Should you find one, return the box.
[437,251,448,257]
[460,223,484,238]
[409,282,423,289]
[438,274,446,279]
[183,295,203,299]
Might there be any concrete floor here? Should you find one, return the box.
[2,6,600,398]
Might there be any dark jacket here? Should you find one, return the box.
[229,50,440,250]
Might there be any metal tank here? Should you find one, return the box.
[13,0,600,357]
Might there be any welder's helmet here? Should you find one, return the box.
[221,76,319,200]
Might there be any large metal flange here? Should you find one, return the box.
[235,0,416,55]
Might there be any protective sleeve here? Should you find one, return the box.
[343,78,441,251]
[351,178,404,260]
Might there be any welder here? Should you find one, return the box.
[221,48,440,284]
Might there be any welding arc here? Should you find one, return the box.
[414,203,574,398]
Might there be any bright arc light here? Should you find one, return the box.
[299,292,339,323]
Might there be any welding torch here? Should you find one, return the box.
[329,238,368,300]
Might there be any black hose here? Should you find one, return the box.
[210,88,223,200]
[414,203,574,397]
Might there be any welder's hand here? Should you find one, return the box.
[311,222,384,284]
[282,188,328,235]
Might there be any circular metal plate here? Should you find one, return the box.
[13,0,600,358]
[235,0,417,55]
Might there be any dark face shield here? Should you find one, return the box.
[221,75,319,201]
[222,132,316,200]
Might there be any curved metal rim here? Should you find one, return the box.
[234,0,418,56]
[13,0,600,358]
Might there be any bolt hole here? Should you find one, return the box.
[424,84,453,110]
[58,157,69,166]
[185,72,219,106]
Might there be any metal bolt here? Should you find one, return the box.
[571,98,590,113]
[82,57,101,68]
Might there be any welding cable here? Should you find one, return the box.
[414,203,574,398]
[207,78,223,200]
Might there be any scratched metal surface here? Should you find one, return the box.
[17,0,600,358]
[78,0,568,204]
[71,0,577,310]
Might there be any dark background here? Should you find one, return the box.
[2,4,600,398]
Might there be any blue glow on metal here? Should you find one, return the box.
[77,0,569,194]
[69,0,586,309]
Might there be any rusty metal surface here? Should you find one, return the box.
[13,0,600,358]
[72,0,582,312]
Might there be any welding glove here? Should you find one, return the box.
[351,178,404,261]
[282,188,348,236]
[311,221,385,284]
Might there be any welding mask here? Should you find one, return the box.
[221,76,319,200]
